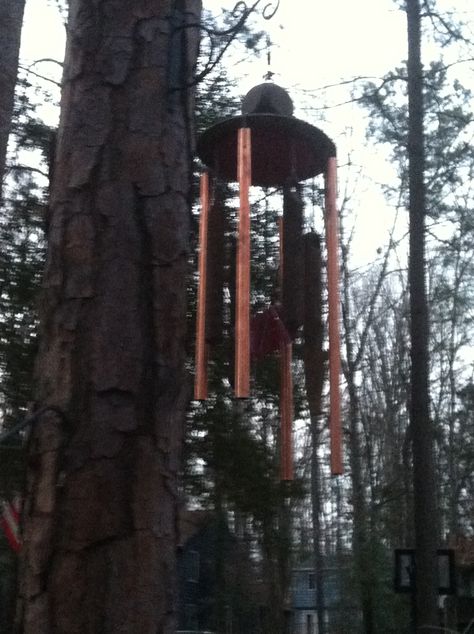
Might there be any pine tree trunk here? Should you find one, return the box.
[0,0,26,195]
[16,2,201,632]
[406,0,439,630]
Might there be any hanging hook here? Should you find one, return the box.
[231,0,280,22]
[262,0,281,20]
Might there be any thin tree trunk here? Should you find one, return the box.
[303,232,326,634]
[444,227,464,536]
[310,421,326,634]
[278,494,292,634]
[0,0,26,196]
[16,2,201,632]
[406,0,439,630]
[281,186,304,338]
[339,203,398,632]
[347,384,373,634]
[340,244,373,634]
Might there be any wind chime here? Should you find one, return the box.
[194,82,343,478]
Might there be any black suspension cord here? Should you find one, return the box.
[0,406,65,447]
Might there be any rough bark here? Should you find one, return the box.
[0,0,26,196]
[406,0,439,630]
[17,2,201,633]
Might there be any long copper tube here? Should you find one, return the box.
[325,157,343,475]
[194,172,210,400]
[280,341,294,481]
[235,128,251,398]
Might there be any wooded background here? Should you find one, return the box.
[0,1,472,633]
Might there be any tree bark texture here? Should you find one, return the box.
[17,1,201,632]
[0,0,26,195]
[406,0,439,630]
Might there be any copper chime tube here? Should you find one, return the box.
[235,128,251,398]
[194,172,210,400]
[279,216,293,481]
[325,156,343,475]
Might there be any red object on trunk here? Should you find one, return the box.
[1,498,21,552]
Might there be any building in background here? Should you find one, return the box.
[444,536,474,632]
[177,511,264,634]
[290,559,360,634]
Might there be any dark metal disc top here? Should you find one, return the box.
[197,113,336,187]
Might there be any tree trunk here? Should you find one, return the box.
[340,244,373,634]
[406,1,439,631]
[303,232,326,634]
[309,419,326,634]
[0,0,26,195]
[16,2,201,632]
[347,384,374,634]
[281,186,304,338]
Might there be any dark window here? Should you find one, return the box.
[308,573,315,589]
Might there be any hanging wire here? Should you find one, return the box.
[311,178,318,231]
[261,0,281,20]
[264,34,275,81]
[232,0,280,21]
[0,406,66,447]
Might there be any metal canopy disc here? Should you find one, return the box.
[196,114,336,187]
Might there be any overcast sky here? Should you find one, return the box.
[17,0,408,265]
[18,0,473,266]
[19,1,407,81]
